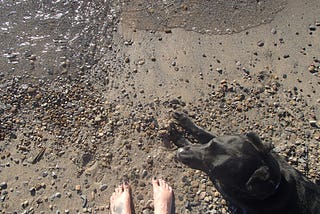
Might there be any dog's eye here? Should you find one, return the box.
[184,146,191,151]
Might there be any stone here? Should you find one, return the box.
[309,25,317,31]
[137,59,145,65]
[99,184,108,191]
[257,40,264,47]
[0,182,7,190]
[308,65,318,74]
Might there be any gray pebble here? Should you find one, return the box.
[42,171,48,177]
[142,209,152,214]
[0,182,7,190]
[309,25,317,31]
[55,192,62,198]
[99,184,108,191]
[141,169,148,178]
[257,40,264,47]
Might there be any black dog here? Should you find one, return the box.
[170,112,320,214]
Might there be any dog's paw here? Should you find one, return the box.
[172,111,191,124]
[172,111,184,120]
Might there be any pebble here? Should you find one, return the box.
[42,171,48,177]
[309,25,317,31]
[99,184,108,191]
[52,171,58,179]
[137,59,145,65]
[141,169,148,178]
[0,182,7,190]
[29,187,36,195]
[309,120,319,128]
[216,68,223,74]
[308,65,318,74]
[21,200,29,208]
[257,40,264,47]
[50,192,62,200]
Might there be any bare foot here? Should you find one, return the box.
[110,182,134,214]
[152,178,174,214]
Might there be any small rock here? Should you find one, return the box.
[137,59,145,65]
[42,171,48,177]
[29,187,36,196]
[137,194,144,200]
[216,68,223,74]
[141,169,148,178]
[0,182,7,190]
[55,192,62,198]
[308,65,318,74]
[257,41,264,47]
[99,184,108,191]
[309,25,317,31]
[29,55,37,60]
[27,87,36,93]
[94,115,102,122]
[21,200,29,208]
[199,191,206,200]
[309,120,319,128]
[52,172,57,179]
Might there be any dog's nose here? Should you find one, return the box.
[178,147,189,153]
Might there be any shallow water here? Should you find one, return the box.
[121,0,287,34]
[0,0,287,81]
[0,0,118,80]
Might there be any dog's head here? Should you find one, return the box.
[177,132,281,200]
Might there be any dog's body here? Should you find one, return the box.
[171,112,320,214]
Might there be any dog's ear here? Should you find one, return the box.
[245,166,277,199]
[245,132,273,154]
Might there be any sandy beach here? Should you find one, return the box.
[0,0,319,213]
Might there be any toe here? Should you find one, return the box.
[152,178,160,187]
[115,185,122,194]
[110,193,115,202]
[159,179,165,187]
[123,182,130,192]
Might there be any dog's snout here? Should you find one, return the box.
[178,147,190,153]
[178,147,185,153]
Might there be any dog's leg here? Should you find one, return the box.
[173,112,216,144]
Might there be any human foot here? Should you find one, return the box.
[152,178,174,214]
[110,182,134,214]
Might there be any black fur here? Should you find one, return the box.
[171,112,320,214]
